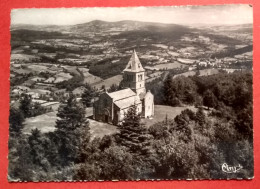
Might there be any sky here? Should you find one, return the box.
[11,4,253,26]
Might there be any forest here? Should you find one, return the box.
[8,71,253,181]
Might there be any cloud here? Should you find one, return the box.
[11,4,253,26]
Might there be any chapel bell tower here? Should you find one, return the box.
[122,50,146,96]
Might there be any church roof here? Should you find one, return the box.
[108,88,136,101]
[123,50,145,72]
[114,96,141,109]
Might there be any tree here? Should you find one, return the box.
[164,75,197,106]
[99,146,135,180]
[203,89,217,110]
[31,102,47,117]
[101,85,106,91]
[8,136,35,181]
[108,84,119,93]
[99,135,114,151]
[195,107,206,126]
[235,104,253,140]
[55,94,90,165]
[82,83,96,107]
[81,87,94,107]
[28,128,51,171]
[117,105,152,156]
[234,81,252,110]
[9,107,24,135]
[173,109,194,142]
[153,138,199,179]
[163,75,176,106]
[19,93,32,118]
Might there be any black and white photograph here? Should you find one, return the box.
[8,4,253,181]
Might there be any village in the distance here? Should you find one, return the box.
[9,18,254,181]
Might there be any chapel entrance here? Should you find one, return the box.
[103,108,110,123]
[105,115,109,122]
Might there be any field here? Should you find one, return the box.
[27,64,50,73]
[172,69,219,79]
[23,111,57,134]
[92,74,123,89]
[23,105,193,138]
[199,68,219,76]
[78,68,103,84]
[62,66,81,75]
[153,61,186,70]
[177,58,196,64]
[23,108,118,140]
[141,105,197,127]
[54,72,73,83]
[173,71,196,78]
[11,53,39,62]
[88,119,119,139]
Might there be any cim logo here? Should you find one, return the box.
[222,163,243,173]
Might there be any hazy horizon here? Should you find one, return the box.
[11,19,253,27]
[11,5,253,26]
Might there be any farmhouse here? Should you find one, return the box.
[93,50,154,125]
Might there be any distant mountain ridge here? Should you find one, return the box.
[11,19,252,30]
[11,20,253,42]
[11,19,252,52]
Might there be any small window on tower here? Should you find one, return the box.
[140,84,141,87]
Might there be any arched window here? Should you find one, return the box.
[138,74,143,81]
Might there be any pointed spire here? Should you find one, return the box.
[124,49,145,72]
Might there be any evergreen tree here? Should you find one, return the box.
[9,107,24,135]
[195,107,206,126]
[28,128,50,170]
[173,109,194,142]
[101,85,106,91]
[117,105,152,156]
[8,136,35,181]
[19,93,32,118]
[81,89,93,107]
[164,75,197,106]
[163,75,176,106]
[31,102,47,117]
[203,90,217,110]
[81,84,95,107]
[55,94,90,165]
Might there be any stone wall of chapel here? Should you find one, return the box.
[94,93,113,123]
[144,92,154,118]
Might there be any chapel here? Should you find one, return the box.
[93,50,154,125]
